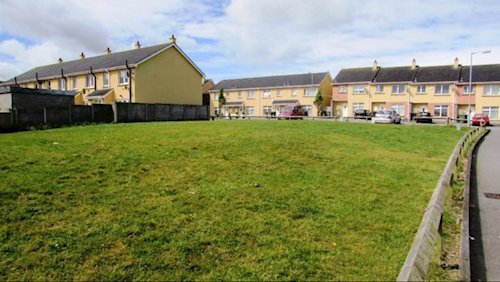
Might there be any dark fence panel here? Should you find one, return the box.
[129,103,147,122]
[156,104,172,121]
[0,113,12,129]
[16,107,45,127]
[46,107,70,126]
[71,106,93,123]
[93,104,114,123]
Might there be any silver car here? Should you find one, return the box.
[372,110,402,124]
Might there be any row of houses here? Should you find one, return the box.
[1,39,499,121]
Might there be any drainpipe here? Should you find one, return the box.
[61,69,67,90]
[14,77,19,87]
[90,67,97,91]
[35,72,42,89]
[126,60,132,103]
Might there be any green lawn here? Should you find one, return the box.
[0,121,465,281]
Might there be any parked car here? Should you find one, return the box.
[372,110,401,124]
[353,109,373,119]
[472,114,490,126]
[278,104,307,119]
[415,112,433,123]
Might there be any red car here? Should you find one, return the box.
[277,104,308,119]
[472,114,490,126]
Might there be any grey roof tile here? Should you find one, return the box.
[460,64,500,82]
[333,67,379,83]
[5,43,173,84]
[211,72,330,91]
[413,65,461,82]
[374,66,417,83]
[86,88,113,98]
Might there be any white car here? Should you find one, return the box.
[372,110,401,124]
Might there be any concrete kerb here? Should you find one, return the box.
[397,127,485,281]
[460,128,490,282]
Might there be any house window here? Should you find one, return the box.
[375,85,384,93]
[263,106,272,115]
[238,91,242,98]
[119,70,129,85]
[214,107,220,116]
[303,105,312,116]
[339,85,347,93]
[103,72,109,87]
[86,75,94,88]
[304,87,317,97]
[59,79,66,91]
[72,77,78,90]
[291,89,297,96]
[434,85,449,95]
[434,105,449,117]
[391,104,405,116]
[263,90,271,98]
[226,92,230,99]
[353,85,365,94]
[392,84,406,94]
[483,106,499,119]
[483,85,500,96]
[417,85,426,93]
[352,103,364,112]
[277,89,281,97]
[247,91,255,99]
[214,93,219,101]
[463,85,474,94]
[246,106,255,116]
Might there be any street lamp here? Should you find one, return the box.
[468,50,491,127]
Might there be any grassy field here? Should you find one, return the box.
[0,120,465,281]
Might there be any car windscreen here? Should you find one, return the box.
[282,107,294,113]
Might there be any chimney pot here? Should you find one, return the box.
[169,34,176,44]
[105,47,111,54]
[135,41,141,49]
[58,58,63,64]
[411,58,417,69]
[373,60,378,70]
[80,52,85,59]
[454,57,460,68]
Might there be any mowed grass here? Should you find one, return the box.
[0,120,465,281]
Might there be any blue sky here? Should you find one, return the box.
[1,0,499,82]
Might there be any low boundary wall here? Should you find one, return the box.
[397,127,487,281]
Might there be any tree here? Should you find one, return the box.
[313,89,324,116]
[218,88,226,117]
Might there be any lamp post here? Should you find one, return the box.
[468,50,491,127]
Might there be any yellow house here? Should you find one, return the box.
[332,59,500,121]
[209,72,332,117]
[1,35,205,106]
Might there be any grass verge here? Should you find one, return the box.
[0,120,465,280]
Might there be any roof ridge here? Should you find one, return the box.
[219,71,328,83]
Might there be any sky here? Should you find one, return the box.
[0,0,499,83]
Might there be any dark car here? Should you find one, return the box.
[415,112,433,123]
[353,109,373,119]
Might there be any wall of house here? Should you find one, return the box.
[135,47,202,105]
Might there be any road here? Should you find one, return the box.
[470,127,500,281]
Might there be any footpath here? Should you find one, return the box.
[470,127,500,281]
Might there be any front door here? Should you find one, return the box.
[342,103,348,117]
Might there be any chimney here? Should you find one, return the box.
[169,34,176,44]
[373,60,378,70]
[80,52,85,59]
[454,57,460,69]
[58,58,63,64]
[411,58,417,69]
[134,41,141,49]
[105,47,111,54]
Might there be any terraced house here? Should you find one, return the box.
[332,59,500,121]
[209,72,332,117]
[1,35,205,106]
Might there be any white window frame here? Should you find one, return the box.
[434,105,449,117]
[103,72,109,87]
[246,106,255,116]
[277,89,281,97]
[391,104,405,116]
[214,107,220,116]
[352,103,364,112]
[238,91,242,98]
[483,85,500,96]
[463,85,474,95]
[416,85,426,94]
[213,93,219,101]
[226,92,230,99]
[304,87,317,97]
[375,85,384,93]
[483,106,499,119]
[434,85,449,95]
[119,70,129,85]
[263,106,272,114]
[353,85,365,94]
[291,89,297,96]
[339,85,347,93]
[303,105,312,116]
[59,79,66,91]
[247,91,255,99]
[86,75,94,89]
[263,90,271,98]
[392,84,405,94]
